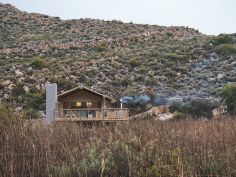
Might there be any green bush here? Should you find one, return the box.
[95,43,107,52]
[30,56,48,69]
[25,108,39,119]
[11,83,25,97]
[50,164,77,177]
[24,91,45,111]
[174,112,187,120]
[0,60,5,66]
[165,52,185,61]
[216,44,236,55]
[170,99,218,118]
[220,84,236,115]
[129,58,140,68]
[69,46,79,50]
[0,83,4,89]
[166,32,174,38]
[49,76,77,91]
[211,34,233,46]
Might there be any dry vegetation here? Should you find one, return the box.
[0,105,236,177]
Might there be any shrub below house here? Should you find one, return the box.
[174,112,188,120]
[170,98,218,118]
[11,83,25,97]
[23,91,45,111]
[25,108,39,119]
[220,84,236,115]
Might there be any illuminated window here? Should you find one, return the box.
[76,101,81,107]
[87,101,92,107]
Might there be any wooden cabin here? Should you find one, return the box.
[54,86,129,122]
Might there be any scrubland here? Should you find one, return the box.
[0,105,236,177]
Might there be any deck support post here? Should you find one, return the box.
[103,96,106,108]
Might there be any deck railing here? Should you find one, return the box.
[55,108,129,121]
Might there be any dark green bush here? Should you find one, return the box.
[49,76,77,91]
[216,44,236,55]
[11,83,25,97]
[69,46,79,50]
[211,34,233,46]
[23,91,45,111]
[25,108,39,119]
[166,32,174,38]
[165,52,186,61]
[220,84,236,115]
[129,58,140,68]
[95,43,107,52]
[0,83,4,89]
[170,99,218,118]
[0,60,5,66]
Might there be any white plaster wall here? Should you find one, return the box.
[46,83,57,124]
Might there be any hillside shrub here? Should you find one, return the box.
[25,108,39,119]
[211,34,233,46]
[11,83,25,97]
[220,84,236,115]
[216,44,236,55]
[166,32,174,38]
[0,83,4,89]
[23,91,45,111]
[96,43,107,52]
[165,52,185,61]
[120,76,131,88]
[128,58,140,68]
[69,45,79,50]
[0,60,5,66]
[49,76,77,91]
[30,56,48,69]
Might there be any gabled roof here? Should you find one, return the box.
[58,86,116,102]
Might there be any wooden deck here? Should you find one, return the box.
[55,108,129,122]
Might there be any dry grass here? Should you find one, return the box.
[0,105,236,177]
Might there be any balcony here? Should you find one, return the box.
[55,108,129,122]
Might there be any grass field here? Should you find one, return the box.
[0,106,236,177]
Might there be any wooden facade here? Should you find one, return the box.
[55,86,129,122]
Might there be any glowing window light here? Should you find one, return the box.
[87,101,92,107]
[76,101,81,107]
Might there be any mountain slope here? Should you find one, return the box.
[0,3,236,110]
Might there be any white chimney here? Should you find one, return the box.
[120,99,123,109]
[46,83,57,124]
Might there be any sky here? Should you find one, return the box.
[1,0,236,35]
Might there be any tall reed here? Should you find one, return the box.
[0,105,236,177]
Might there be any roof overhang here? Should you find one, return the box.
[58,86,117,103]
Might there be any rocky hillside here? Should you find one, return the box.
[0,3,236,111]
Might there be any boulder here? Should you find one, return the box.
[2,80,12,86]
[217,74,224,80]
[23,86,29,92]
[156,113,174,121]
[15,70,24,76]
